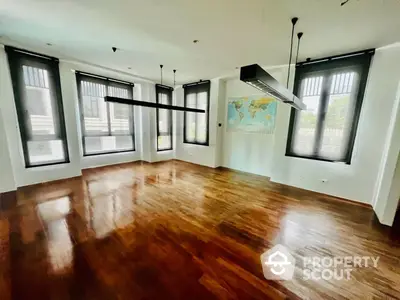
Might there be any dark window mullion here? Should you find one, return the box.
[106,80,112,136]
[314,72,332,155]
[128,86,135,150]
[76,74,88,155]
[195,88,199,143]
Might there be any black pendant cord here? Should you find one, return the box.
[160,64,163,85]
[286,17,298,89]
[295,32,304,65]
[173,69,176,89]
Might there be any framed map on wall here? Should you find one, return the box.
[227,95,277,134]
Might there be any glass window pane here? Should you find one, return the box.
[81,81,108,135]
[292,77,323,156]
[84,136,133,155]
[320,72,358,160]
[196,92,208,144]
[108,86,132,135]
[157,91,172,151]
[27,140,65,165]
[185,93,197,143]
[23,67,56,137]
[158,135,172,150]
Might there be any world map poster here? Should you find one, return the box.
[227,95,277,134]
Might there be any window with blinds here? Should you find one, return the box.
[156,84,173,151]
[6,46,69,167]
[286,51,373,163]
[76,73,135,156]
[183,81,210,145]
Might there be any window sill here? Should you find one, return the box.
[83,150,136,157]
[183,141,209,147]
[25,160,71,170]
[285,153,351,165]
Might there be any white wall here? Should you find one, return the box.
[221,68,286,176]
[0,111,16,193]
[372,64,400,225]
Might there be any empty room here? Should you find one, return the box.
[0,0,400,299]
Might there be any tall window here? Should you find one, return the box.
[76,72,135,156]
[183,81,210,145]
[286,51,373,163]
[6,46,69,167]
[156,84,173,151]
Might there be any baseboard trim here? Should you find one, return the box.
[19,175,83,190]
[270,178,372,209]
[217,166,272,180]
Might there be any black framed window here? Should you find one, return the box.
[156,84,173,151]
[286,50,373,164]
[6,46,69,168]
[76,72,135,156]
[183,80,210,145]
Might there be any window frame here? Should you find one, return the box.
[286,51,373,164]
[75,71,135,157]
[6,46,70,168]
[156,84,173,152]
[183,80,211,146]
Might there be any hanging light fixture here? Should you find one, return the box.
[240,17,306,110]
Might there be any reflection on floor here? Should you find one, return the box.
[0,160,399,299]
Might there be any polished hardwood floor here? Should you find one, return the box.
[0,160,399,299]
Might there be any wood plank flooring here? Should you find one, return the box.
[0,160,399,299]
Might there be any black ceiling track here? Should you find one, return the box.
[182,80,211,88]
[156,83,174,91]
[75,71,134,86]
[297,49,375,66]
[5,45,58,61]
[104,96,205,113]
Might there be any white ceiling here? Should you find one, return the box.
[1,0,400,84]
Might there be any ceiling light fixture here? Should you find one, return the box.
[295,32,304,65]
[112,47,117,52]
[239,17,306,110]
[341,0,351,6]
[160,64,163,84]
[173,69,176,88]
[193,40,199,44]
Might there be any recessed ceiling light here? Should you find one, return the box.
[193,40,199,44]
[46,43,52,46]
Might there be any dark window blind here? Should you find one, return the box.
[183,81,210,145]
[76,73,135,156]
[6,46,70,167]
[286,51,373,163]
[156,84,173,151]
